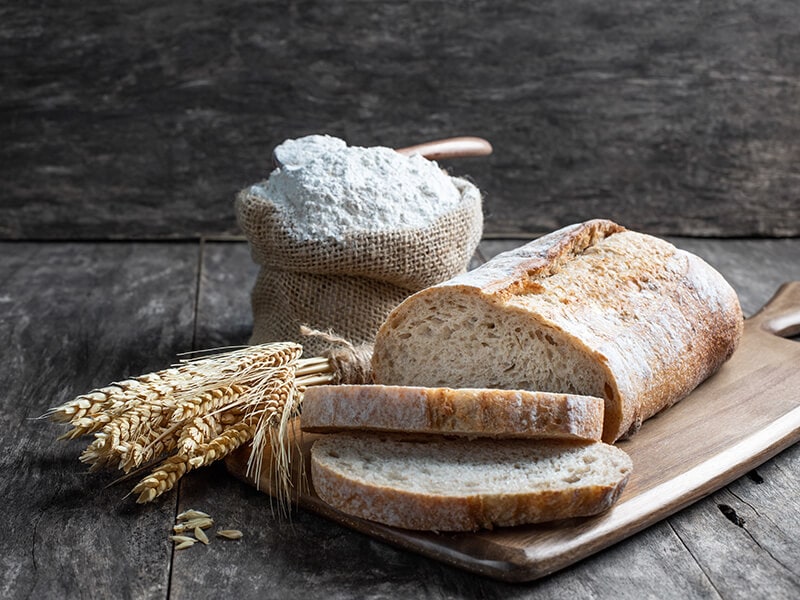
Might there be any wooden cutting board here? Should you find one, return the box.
[225,282,800,582]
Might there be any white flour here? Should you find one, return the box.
[253,136,463,241]
[272,134,346,168]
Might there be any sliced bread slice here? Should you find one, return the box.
[301,384,604,442]
[310,434,633,531]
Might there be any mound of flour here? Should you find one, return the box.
[254,136,463,241]
[272,134,347,168]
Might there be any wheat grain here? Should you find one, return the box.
[174,540,195,550]
[173,517,214,533]
[216,529,243,540]
[170,385,246,424]
[194,527,209,544]
[132,455,188,503]
[78,412,181,473]
[49,369,200,432]
[177,509,210,520]
[121,421,182,472]
[218,407,245,424]
[177,415,224,455]
[188,422,255,469]
[169,535,196,544]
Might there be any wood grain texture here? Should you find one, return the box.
[3,1,800,239]
[193,241,258,350]
[670,470,800,600]
[0,242,198,599]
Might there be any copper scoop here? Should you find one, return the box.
[395,136,492,160]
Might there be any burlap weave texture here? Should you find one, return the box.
[236,176,483,355]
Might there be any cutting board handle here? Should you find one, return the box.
[750,281,800,338]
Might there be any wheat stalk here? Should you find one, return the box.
[47,335,372,506]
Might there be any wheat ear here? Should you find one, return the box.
[48,336,372,506]
[132,422,254,503]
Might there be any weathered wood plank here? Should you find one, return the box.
[0,242,198,599]
[193,241,258,351]
[2,1,800,239]
[668,451,800,599]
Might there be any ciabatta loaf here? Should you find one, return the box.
[371,220,743,442]
[310,434,633,531]
[301,384,603,441]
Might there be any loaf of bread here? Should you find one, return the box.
[301,384,603,441]
[372,219,743,442]
[311,434,633,531]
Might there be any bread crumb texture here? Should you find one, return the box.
[311,434,632,531]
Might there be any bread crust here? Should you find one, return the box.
[310,435,633,531]
[301,384,604,441]
[372,219,744,442]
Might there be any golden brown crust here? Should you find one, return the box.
[489,219,626,299]
[301,384,604,441]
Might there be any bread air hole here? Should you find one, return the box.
[387,471,407,482]
[326,450,340,458]
[435,327,454,341]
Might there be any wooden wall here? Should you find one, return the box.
[2,0,799,239]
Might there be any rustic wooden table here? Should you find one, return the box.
[1,236,798,599]
[4,1,800,596]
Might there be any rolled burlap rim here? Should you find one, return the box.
[236,176,483,291]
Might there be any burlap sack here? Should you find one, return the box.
[236,176,483,356]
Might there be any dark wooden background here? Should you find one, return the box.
[2,3,800,598]
[2,0,800,240]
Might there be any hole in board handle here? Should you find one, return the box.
[762,310,800,339]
